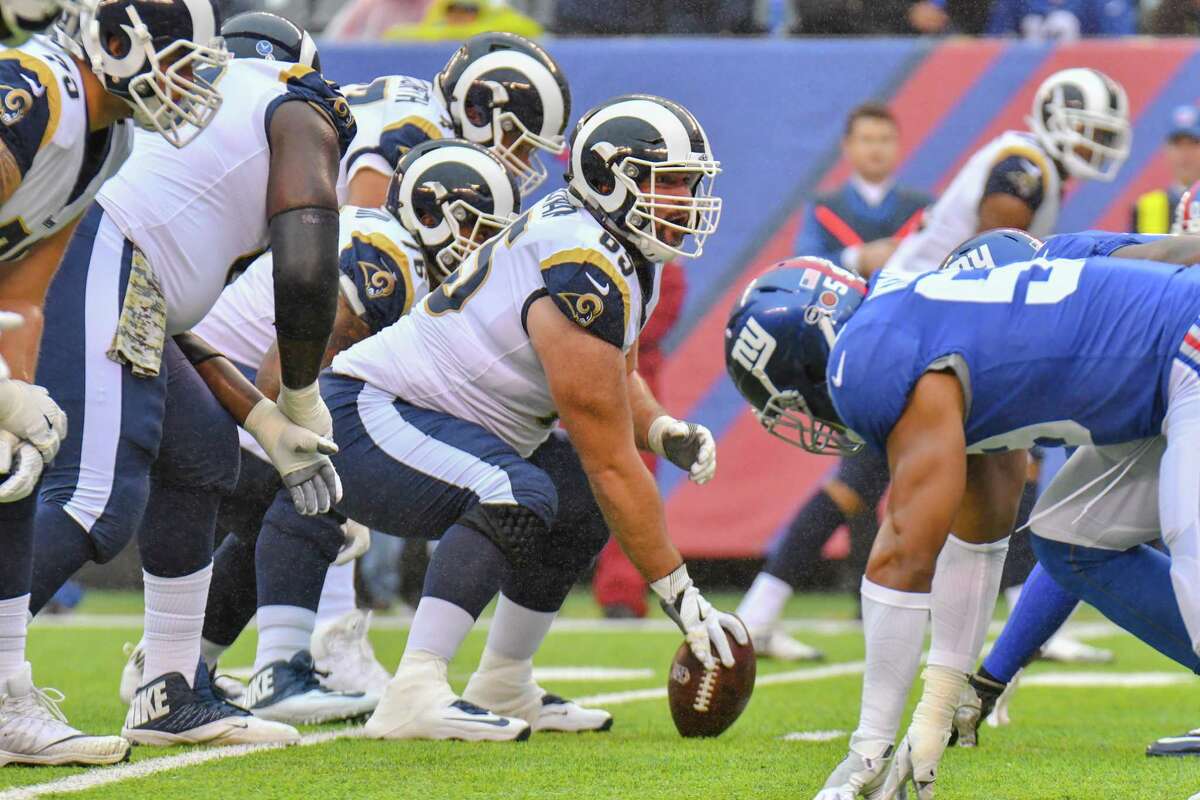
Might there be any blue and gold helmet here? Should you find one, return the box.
[725,257,867,455]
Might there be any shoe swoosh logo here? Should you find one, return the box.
[585,273,611,296]
[445,716,510,727]
[829,351,846,388]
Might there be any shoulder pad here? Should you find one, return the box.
[540,247,631,348]
[984,143,1051,209]
[266,64,357,156]
[0,51,58,176]
[338,212,425,333]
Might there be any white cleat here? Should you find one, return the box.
[118,640,144,705]
[1038,635,1113,664]
[244,650,377,725]
[0,663,130,766]
[751,628,824,662]
[463,655,612,733]
[813,741,892,800]
[311,610,390,698]
[363,654,530,742]
[880,734,938,800]
[123,662,300,747]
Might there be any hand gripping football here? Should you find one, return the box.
[667,625,756,737]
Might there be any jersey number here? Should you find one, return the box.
[916,260,1083,305]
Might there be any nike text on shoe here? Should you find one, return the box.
[122,661,300,747]
[0,663,130,766]
[244,650,377,725]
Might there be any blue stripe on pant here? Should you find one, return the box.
[323,373,557,539]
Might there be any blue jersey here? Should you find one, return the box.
[1037,230,1165,260]
[829,256,1200,453]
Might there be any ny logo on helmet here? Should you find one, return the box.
[730,316,776,375]
[943,243,995,272]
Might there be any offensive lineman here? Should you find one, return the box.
[324,95,733,742]
[27,1,355,746]
[726,226,1200,798]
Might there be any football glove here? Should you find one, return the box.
[650,563,747,669]
[0,430,41,502]
[334,518,370,566]
[0,380,67,464]
[244,398,341,515]
[647,415,716,484]
[277,380,333,438]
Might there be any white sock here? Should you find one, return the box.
[1004,584,1023,613]
[736,572,793,633]
[928,535,1009,673]
[403,597,475,663]
[483,594,555,662]
[200,638,228,671]
[143,564,213,687]
[852,577,929,751]
[0,594,29,684]
[255,605,317,670]
[316,562,357,625]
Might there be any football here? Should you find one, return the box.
[667,629,757,738]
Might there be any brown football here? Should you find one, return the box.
[667,628,756,737]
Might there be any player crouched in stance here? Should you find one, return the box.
[321,94,736,742]
[153,138,520,726]
[727,227,1200,798]
[28,0,353,748]
[0,0,231,766]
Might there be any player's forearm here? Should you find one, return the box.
[585,457,681,580]
[174,332,261,424]
[628,370,667,451]
[270,206,340,388]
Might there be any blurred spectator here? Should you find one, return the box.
[554,0,760,35]
[985,0,1137,38]
[789,0,986,35]
[324,0,430,40]
[1131,104,1200,233]
[385,0,542,40]
[1145,0,1200,34]
[795,103,930,274]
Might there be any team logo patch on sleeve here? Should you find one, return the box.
[557,291,605,328]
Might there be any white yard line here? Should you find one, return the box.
[0,728,358,800]
[781,730,847,742]
[222,665,656,683]
[1021,671,1196,688]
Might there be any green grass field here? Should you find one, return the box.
[3,591,1198,800]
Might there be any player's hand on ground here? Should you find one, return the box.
[0,380,67,464]
[651,564,748,669]
[0,430,42,502]
[648,415,716,484]
[244,398,342,515]
[277,380,333,437]
[334,518,370,565]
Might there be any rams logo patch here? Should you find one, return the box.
[0,86,32,127]
[357,260,396,300]
[1006,162,1041,199]
[558,292,604,328]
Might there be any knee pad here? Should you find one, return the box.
[461,503,552,572]
[260,491,344,564]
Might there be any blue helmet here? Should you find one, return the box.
[725,257,867,455]
[939,228,1042,271]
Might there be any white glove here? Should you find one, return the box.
[334,518,370,566]
[650,563,747,669]
[0,380,66,464]
[647,415,716,484]
[0,430,41,502]
[244,398,341,515]
[880,734,937,800]
[277,380,333,438]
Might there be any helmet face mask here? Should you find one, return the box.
[81,0,228,149]
[1029,68,1130,182]
[611,152,721,262]
[428,194,514,281]
[759,390,863,456]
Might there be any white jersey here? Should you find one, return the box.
[97,58,354,334]
[193,204,429,457]
[333,189,663,457]
[0,37,133,261]
[338,75,452,189]
[884,130,1062,275]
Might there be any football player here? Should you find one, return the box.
[116,139,522,726]
[726,227,1200,798]
[0,0,236,766]
[321,94,733,742]
[0,0,59,44]
[26,0,354,747]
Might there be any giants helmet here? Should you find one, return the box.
[79,0,227,148]
[725,258,866,455]
[939,228,1042,271]
[0,0,61,45]
[1028,67,1130,182]
[434,32,569,197]
[386,139,520,284]
[1175,180,1200,235]
[221,11,319,72]
[567,94,721,263]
